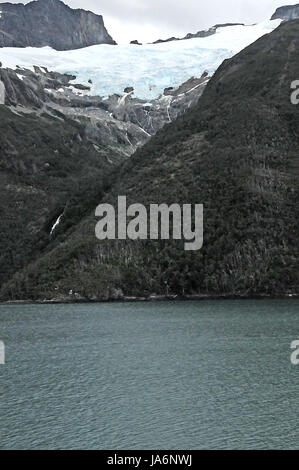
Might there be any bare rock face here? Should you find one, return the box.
[152,23,244,44]
[0,0,116,50]
[0,65,209,158]
[271,4,299,21]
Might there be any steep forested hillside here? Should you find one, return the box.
[1,20,298,301]
[0,105,121,290]
[0,66,206,294]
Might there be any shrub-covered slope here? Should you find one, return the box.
[1,20,299,301]
[0,105,121,290]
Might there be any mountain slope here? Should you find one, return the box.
[0,103,121,291]
[0,0,116,50]
[0,64,207,291]
[2,19,298,301]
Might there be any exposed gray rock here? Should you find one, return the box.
[183,23,244,40]
[153,37,179,44]
[271,4,299,21]
[152,23,244,44]
[0,0,116,50]
[0,65,209,158]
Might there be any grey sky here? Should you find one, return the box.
[5,0,298,43]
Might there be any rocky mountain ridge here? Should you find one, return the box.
[152,23,245,45]
[0,0,116,50]
[0,65,208,157]
[271,3,299,21]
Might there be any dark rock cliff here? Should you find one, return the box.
[0,0,116,50]
[271,4,299,21]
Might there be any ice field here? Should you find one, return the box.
[0,20,281,99]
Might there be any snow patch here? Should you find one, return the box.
[118,91,133,106]
[50,214,63,235]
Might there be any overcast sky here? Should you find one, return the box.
[7,0,299,43]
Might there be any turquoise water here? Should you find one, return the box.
[0,300,298,449]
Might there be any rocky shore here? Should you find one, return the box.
[1,293,298,306]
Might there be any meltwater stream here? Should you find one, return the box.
[0,300,298,449]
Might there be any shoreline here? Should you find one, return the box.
[0,293,298,306]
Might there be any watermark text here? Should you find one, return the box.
[291,340,299,365]
[95,196,203,251]
[0,341,5,365]
[290,80,299,104]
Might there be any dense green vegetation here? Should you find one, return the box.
[1,20,298,301]
[0,106,120,289]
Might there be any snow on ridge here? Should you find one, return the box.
[0,20,281,100]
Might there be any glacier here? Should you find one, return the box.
[0,19,281,100]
